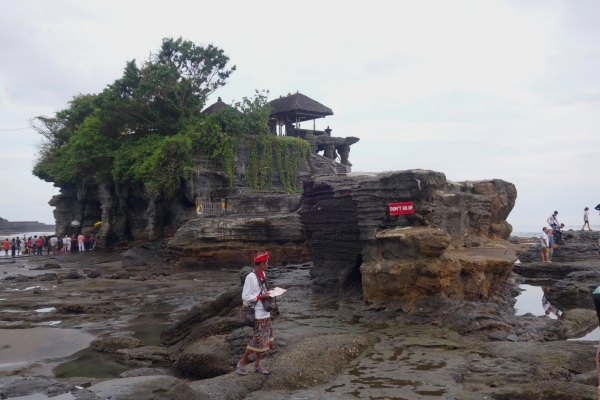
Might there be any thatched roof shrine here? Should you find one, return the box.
[201,97,240,116]
[269,92,333,122]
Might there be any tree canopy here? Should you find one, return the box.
[32,38,276,197]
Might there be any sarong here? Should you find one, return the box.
[247,317,274,353]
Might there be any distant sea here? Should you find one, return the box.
[508,213,597,237]
[0,231,55,240]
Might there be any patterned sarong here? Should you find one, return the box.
[247,317,274,353]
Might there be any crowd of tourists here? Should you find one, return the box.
[539,206,600,262]
[2,233,95,257]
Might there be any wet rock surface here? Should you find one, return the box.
[1,246,600,399]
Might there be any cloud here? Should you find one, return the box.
[0,0,598,226]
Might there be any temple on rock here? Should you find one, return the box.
[203,93,359,171]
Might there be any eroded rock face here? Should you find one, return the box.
[299,170,517,299]
[166,213,310,269]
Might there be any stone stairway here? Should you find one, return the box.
[332,164,349,175]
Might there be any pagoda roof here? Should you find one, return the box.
[269,93,333,121]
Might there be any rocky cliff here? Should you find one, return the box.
[299,170,517,305]
[48,136,340,248]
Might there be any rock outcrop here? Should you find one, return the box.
[47,136,343,249]
[166,213,311,269]
[299,170,517,302]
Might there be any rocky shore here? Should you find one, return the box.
[3,171,600,399]
[0,230,598,399]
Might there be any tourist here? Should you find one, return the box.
[27,237,32,256]
[548,231,555,261]
[42,236,49,255]
[553,223,564,243]
[3,238,8,257]
[539,227,550,263]
[89,234,95,250]
[583,207,592,231]
[547,211,559,228]
[10,238,16,257]
[36,236,43,255]
[49,236,58,255]
[57,236,63,254]
[236,251,274,376]
[77,233,85,252]
[32,235,38,255]
[15,237,21,256]
[19,238,25,256]
[62,235,68,253]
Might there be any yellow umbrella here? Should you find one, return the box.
[93,221,102,229]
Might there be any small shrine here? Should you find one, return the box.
[202,92,359,169]
[267,92,359,168]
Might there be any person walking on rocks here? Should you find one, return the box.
[3,238,9,257]
[540,227,551,263]
[10,238,16,257]
[547,211,559,229]
[15,237,21,256]
[77,233,85,252]
[583,207,592,231]
[236,251,274,376]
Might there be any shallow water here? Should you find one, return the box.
[514,284,560,319]
[0,327,95,371]
[7,394,75,400]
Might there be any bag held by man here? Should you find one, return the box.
[240,302,256,327]
[254,271,276,312]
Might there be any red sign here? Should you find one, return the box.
[389,202,414,215]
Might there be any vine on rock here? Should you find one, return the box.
[246,135,311,193]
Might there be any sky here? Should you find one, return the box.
[0,0,599,227]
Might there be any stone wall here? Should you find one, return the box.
[299,170,517,302]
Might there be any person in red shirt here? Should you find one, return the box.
[3,239,9,257]
[36,236,43,256]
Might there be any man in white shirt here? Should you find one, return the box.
[540,227,550,263]
[547,211,559,228]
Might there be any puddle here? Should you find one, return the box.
[53,302,175,377]
[33,321,61,326]
[0,327,95,371]
[53,347,130,379]
[35,307,56,313]
[515,285,561,319]
[6,394,76,400]
[569,326,600,341]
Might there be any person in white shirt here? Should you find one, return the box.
[540,227,550,263]
[236,251,274,376]
[63,235,71,253]
[547,211,559,228]
[582,207,591,231]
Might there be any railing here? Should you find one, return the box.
[196,202,225,217]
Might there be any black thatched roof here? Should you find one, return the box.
[201,97,240,116]
[269,93,333,120]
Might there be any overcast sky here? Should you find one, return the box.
[1,0,599,227]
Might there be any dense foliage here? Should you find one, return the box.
[33,38,309,197]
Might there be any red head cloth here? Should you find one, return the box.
[253,251,270,263]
